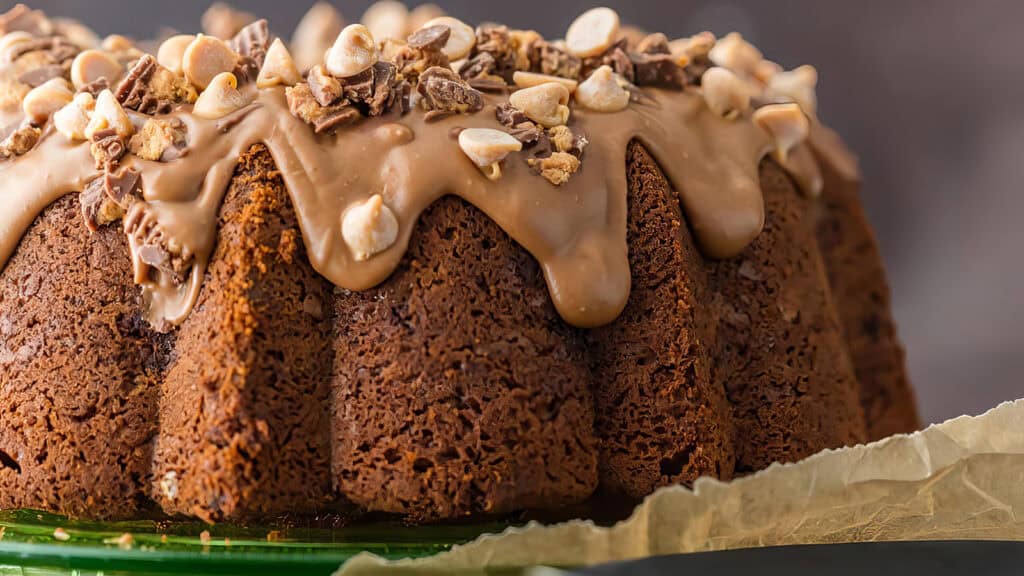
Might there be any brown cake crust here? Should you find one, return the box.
[0,195,166,518]
[815,154,920,439]
[332,196,599,521]
[586,142,737,498]
[150,145,336,522]
[710,159,867,473]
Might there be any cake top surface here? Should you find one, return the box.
[0,2,857,330]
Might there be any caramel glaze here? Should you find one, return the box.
[0,85,837,329]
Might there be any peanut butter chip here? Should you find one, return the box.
[326,24,379,78]
[701,66,750,119]
[193,72,248,119]
[458,127,522,180]
[86,89,133,139]
[22,77,72,125]
[53,91,95,141]
[708,32,763,75]
[513,71,578,94]
[509,82,571,128]
[183,34,240,90]
[70,49,123,91]
[753,102,809,159]
[342,194,399,261]
[421,16,476,61]
[565,7,620,58]
[361,1,409,42]
[257,39,301,89]
[574,65,629,113]
[769,64,818,117]
[157,35,195,75]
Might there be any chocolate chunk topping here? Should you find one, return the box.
[286,82,363,134]
[417,66,484,121]
[90,128,128,170]
[308,65,343,107]
[77,77,110,97]
[115,54,170,114]
[231,19,270,83]
[469,25,518,83]
[104,167,143,207]
[80,168,142,231]
[530,40,582,80]
[367,61,401,117]
[630,34,685,88]
[339,66,375,104]
[123,200,193,284]
[583,39,634,83]
[495,101,541,144]
[8,36,79,67]
[407,25,450,51]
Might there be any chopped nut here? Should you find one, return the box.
[157,34,195,75]
[130,117,188,161]
[701,66,750,119]
[708,32,763,75]
[85,89,133,139]
[574,65,629,112]
[529,151,580,186]
[509,82,570,127]
[21,77,73,125]
[326,24,379,78]
[257,38,301,89]
[116,54,198,114]
[458,127,522,180]
[342,194,399,261]
[361,1,409,42]
[421,16,476,60]
[291,2,345,72]
[193,72,248,119]
[753,103,809,160]
[513,71,578,93]
[70,49,123,91]
[565,7,620,58]
[768,64,818,117]
[182,34,240,90]
[201,2,255,40]
[53,91,95,141]
[417,66,483,120]
[0,123,41,159]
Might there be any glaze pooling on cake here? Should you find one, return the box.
[0,3,824,330]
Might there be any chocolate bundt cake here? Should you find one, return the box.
[0,3,918,523]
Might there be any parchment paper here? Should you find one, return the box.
[338,398,1024,575]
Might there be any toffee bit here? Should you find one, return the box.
[530,40,582,80]
[286,82,361,134]
[0,123,41,159]
[230,19,270,83]
[130,117,189,160]
[495,101,541,145]
[89,127,127,170]
[582,38,634,84]
[417,66,483,120]
[407,25,450,52]
[81,168,144,231]
[630,35,686,88]
[116,54,197,115]
[529,151,580,186]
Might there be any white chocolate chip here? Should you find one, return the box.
[0,31,33,63]
[574,65,630,113]
[157,34,195,75]
[565,7,620,58]
[708,32,763,75]
[53,92,96,141]
[342,194,399,262]
[21,78,73,125]
[291,2,345,72]
[326,24,379,78]
[701,66,750,120]
[513,71,578,94]
[182,34,240,90]
[70,49,123,91]
[85,89,134,139]
[769,64,818,117]
[753,103,809,160]
[458,128,523,180]
[421,16,476,61]
[361,1,409,42]
[193,72,248,119]
[257,38,302,89]
[509,82,571,128]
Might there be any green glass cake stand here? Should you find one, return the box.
[0,509,511,576]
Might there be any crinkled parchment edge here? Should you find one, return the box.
[338,399,1024,575]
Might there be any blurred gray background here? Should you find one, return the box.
[10,0,1022,424]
